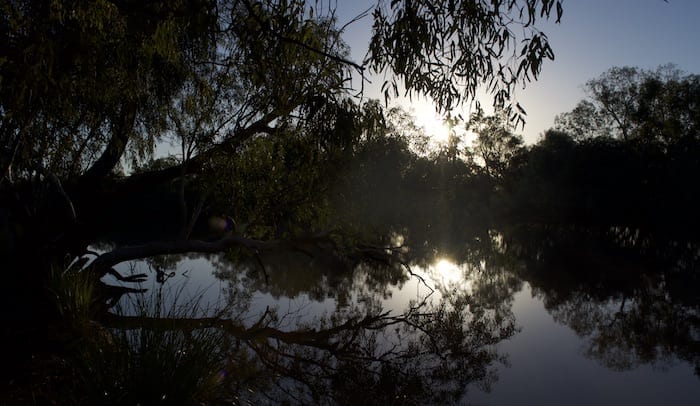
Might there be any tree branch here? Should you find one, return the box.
[116,113,279,194]
[88,235,283,273]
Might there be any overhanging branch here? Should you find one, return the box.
[240,0,365,73]
[114,114,279,193]
[89,235,282,274]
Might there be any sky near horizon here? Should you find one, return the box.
[335,0,700,144]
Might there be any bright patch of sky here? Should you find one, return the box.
[337,0,700,144]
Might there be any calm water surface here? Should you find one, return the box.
[470,284,700,406]
[104,234,700,405]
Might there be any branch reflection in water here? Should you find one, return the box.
[92,240,518,405]
[86,222,700,404]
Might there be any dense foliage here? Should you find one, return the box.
[554,65,700,144]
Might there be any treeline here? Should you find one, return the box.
[10,63,698,260]
[504,65,700,236]
[326,65,700,243]
[503,131,699,236]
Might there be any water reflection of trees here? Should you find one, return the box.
[80,205,700,404]
[100,252,517,404]
[502,224,700,376]
[94,214,700,403]
[212,248,411,307]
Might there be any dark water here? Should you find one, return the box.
[102,226,700,405]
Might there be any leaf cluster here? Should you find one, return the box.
[368,0,562,125]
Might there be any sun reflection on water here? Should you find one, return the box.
[431,258,464,286]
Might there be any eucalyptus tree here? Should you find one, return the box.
[554,65,700,144]
[0,0,567,315]
[0,0,565,266]
[0,0,562,184]
[466,110,524,180]
[0,0,352,190]
[0,0,215,183]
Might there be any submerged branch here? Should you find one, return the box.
[89,236,282,274]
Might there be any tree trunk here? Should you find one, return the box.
[80,103,137,184]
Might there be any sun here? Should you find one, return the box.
[414,106,451,144]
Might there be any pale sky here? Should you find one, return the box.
[336,0,700,144]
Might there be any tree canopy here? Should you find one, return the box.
[555,65,700,144]
[0,0,562,188]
